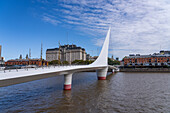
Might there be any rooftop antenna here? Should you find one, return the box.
[67,32,68,44]
[29,48,31,59]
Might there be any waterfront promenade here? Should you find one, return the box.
[120,67,170,72]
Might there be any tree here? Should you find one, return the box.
[108,58,120,65]
[72,60,84,65]
[48,60,61,65]
[71,60,94,65]
[62,61,69,65]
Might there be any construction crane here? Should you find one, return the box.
[40,43,43,66]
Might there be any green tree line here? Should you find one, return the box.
[48,58,120,65]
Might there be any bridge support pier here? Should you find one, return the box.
[64,73,73,90]
[112,69,115,73]
[97,67,108,80]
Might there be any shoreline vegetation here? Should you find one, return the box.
[48,58,121,65]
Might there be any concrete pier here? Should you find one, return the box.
[64,73,73,90]
[97,67,108,80]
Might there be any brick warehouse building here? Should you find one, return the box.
[123,51,170,66]
[5,59,48,66]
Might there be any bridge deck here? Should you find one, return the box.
[0,65,111,87]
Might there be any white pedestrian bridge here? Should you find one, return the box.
[0,28,118,90]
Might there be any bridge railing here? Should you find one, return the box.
[0,65,89,74]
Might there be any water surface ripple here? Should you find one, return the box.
[0,72,169,113]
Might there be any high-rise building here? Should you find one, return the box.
[46,44,87,64]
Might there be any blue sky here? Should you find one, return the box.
[0,0,100,60]
[1,0,170,60]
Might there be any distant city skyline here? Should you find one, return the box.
[1,0,170,60]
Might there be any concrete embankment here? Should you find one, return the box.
[120,68,170,72]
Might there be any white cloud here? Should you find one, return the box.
[37,0,170,59]
[42,15,60,25]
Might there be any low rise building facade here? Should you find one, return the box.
[123,51,170,66]
[46,44,87,64]
[5,59,48,66]
[5,54,48,66]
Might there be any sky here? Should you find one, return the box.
[0,0,170,61]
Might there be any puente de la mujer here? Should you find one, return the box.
[0,27,118,90]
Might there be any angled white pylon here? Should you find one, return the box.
[90,27,111,66]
